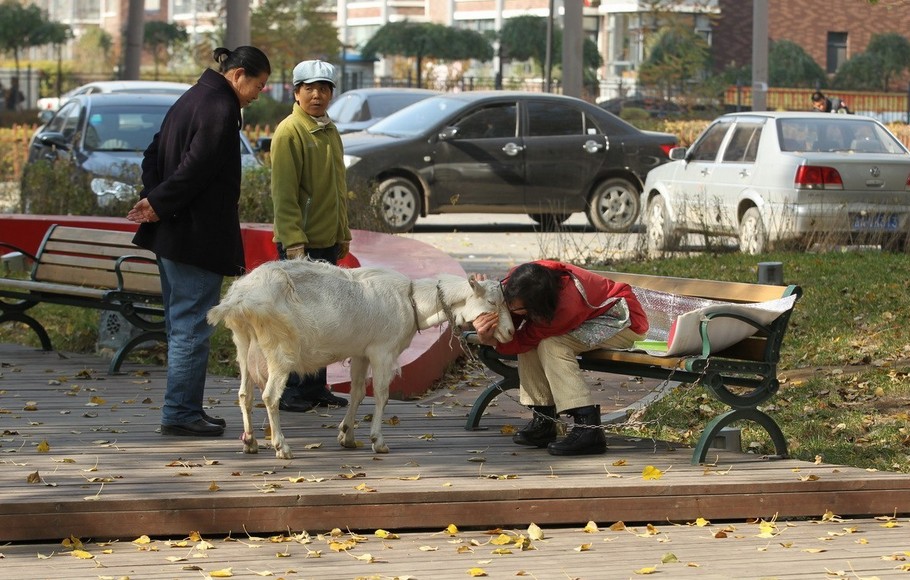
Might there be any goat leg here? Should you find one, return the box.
[338,357,369,449]
[262,371,293,459]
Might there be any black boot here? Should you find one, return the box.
[547,405,607,456]
[513,406,558,447]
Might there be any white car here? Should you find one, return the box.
[641,111,910,254]
[36,80,192,112]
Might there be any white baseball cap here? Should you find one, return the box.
[292,60,336,87]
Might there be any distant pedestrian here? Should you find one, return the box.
[5,77,25,111]
[811,91,852,114]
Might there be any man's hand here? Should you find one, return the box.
[126,198,159,224]
[285,245,307,260]
[472,311,501,346]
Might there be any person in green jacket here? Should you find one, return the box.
[270,59,352,412]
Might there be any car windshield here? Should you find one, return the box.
[367,96,473,137]
[778,118,907,154]
[84,104,170,152]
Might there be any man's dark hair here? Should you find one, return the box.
[811,91,826,104]
[502,262,566,323]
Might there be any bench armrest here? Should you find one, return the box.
[113,254,158,291]
[0,242,38,264]
[698,311,777,358]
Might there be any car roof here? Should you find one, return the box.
[68,80,191,93]
[427,91,595,104]
[718,111,879,122]
[68,92,180,106]
[337,88,439,96]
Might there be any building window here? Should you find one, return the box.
[827,32,848,74]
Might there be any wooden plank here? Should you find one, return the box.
[596,270,790,303]
[32,263,162,294]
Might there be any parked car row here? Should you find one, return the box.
[27,83,910,255]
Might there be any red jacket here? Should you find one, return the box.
[496,260,648,355]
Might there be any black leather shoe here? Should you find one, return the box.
[201,412,226,428]
[160,419,225,437]
[300,386,348,408]
[278,391,316,413]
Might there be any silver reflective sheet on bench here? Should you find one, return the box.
[632,287,797,356]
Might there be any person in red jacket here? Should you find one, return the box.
[472,260,648,456]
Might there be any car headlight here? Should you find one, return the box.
[91,178,137,207]
[343,154,361,169]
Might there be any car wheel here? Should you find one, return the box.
[528,213,571,230]
[645,195,677,257]
[377,177,421,233]
[739,207,767,254]
[586,177,640,232]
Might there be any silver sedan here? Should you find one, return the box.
[641,111,910,254]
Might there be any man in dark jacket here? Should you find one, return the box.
[128,46,271,437]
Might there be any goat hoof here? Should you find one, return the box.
[242,434,258,454]
[275,448,293,460]
[372,442,390,454]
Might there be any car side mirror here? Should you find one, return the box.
[36,132,71,150]
[438,126,458,141]
[256,136,272,153]
[38,110,54,124]
[668,146,688,161]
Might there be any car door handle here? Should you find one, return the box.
[700,168,710,176]
[583,139,604,153]
[501,142,524,156]
[739,169,750,178]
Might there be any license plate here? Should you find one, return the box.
[852,213,899,231]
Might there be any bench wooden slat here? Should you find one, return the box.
[43,239,156,261]
[34,263,162,294]
[594,270,788,303]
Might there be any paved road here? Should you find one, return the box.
[402,213,643,278]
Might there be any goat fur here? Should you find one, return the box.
[207,258,514,459]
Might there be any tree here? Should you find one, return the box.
[639,24,709,97]
[360,21,493,88]
[251,0,340,97]
[864,33,910,91]
[144,21,188,80]
[833,52,885,92]
[31,20,71,98]
[74,27,114,75]
[0,0,47,76]
[768,39,826,88]
[499,15,602,86]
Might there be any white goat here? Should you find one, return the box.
[207,259,514,459]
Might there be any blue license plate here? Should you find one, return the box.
[852,213,899,231]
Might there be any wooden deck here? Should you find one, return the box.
[2,342,910,578]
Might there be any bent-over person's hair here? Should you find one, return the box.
[213,46,271,78]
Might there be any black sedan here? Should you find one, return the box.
[341,91,678,232]
[327,87,440,134]
[25,93,260,209]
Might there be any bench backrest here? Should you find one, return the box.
[31,225,160,295]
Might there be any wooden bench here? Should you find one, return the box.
[0,225,165,374]
[465,271,803,464]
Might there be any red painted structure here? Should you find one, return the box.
[0,214,465,399]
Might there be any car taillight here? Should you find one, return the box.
[659,143,675,157]
[794,165,844,190]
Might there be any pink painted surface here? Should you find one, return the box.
[0,214,465,399]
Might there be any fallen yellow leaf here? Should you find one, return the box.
[209,567,234,577]
[642,465,663,480]
[467,567,488,577]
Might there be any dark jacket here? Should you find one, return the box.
[132,68,245,276]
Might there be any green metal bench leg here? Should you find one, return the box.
[108,331,167,374]
[692,408,789,465]
[0,313,52,351]
[465,374,519,430]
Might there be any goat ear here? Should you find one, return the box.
[468,274,479,291]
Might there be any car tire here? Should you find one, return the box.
[586,177,640,233]
[739,207,767,255]
[377,177,421,233]
[645,194,678,257]
[528,213,571,229]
